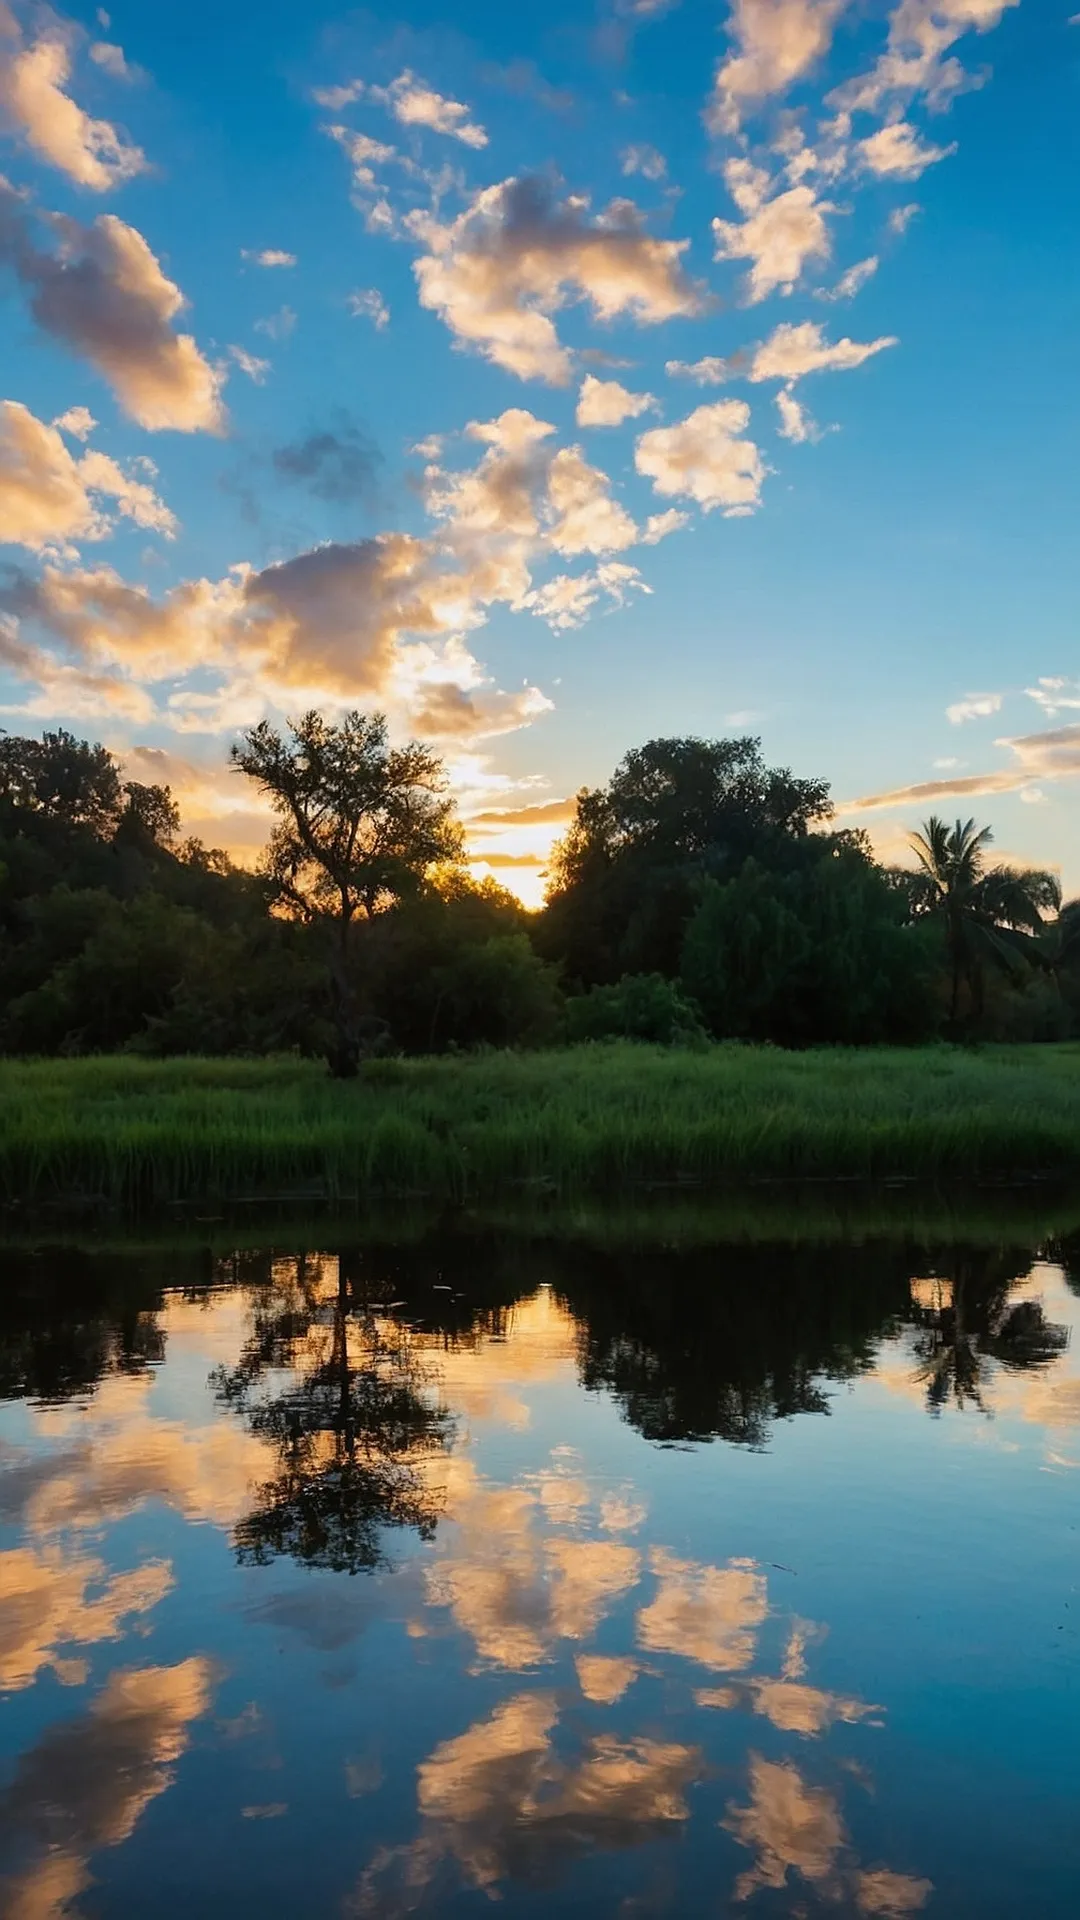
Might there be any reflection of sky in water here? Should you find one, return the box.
[0,1237,1077,1917]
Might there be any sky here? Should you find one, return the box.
[0,0,1077,906]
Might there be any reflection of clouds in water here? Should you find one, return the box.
[12,1287,275,1538]
[423,1455,641,1669]
[0,1545,172,1693]
[637,1547,768,1672]
[354,1689,702,1912]
[0,1658,213,1920]
[410,1286,581,1432]
[575,1653,640,1704]
[724,1754,931,1915]
[17,1417,272,1535]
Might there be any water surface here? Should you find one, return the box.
[1,1219,1078,1917]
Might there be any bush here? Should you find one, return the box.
[565,973,706,1046]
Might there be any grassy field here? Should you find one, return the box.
[2,1043,1080,1209]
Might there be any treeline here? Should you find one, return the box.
[0,719,1076,1067]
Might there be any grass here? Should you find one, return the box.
[2,1042,1080,1211]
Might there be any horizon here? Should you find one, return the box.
[1,0,1077,909]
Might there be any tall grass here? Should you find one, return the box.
[2,1043,1080,1208]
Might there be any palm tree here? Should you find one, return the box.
[907,816,1060,1030]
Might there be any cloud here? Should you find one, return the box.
[52,403,96,438]
[347,285,389,328]
[888,202,921,235]
[525,560,650,629]
[576,374,656,426]
[0,13,146,190]
[707,0,850,134]
[371,69,488,148]
[775,388,816,440]
[665,354,734,385]
[0,181,224,431]
[254,304,296,340]
[241,247,296,267]
[858,122,956,180]
[0,398,176,550]
[324,124,397,190]
[842,723,1080,813]
[89,40,138,81]
[620,143,667,181]
[0,408,661,738]
[642,507,689,541]
[713,182,835,304]
[271,412,381,504]
[946,690,1001,724]
[817,254,879,300]
[409,173,707,384]
[1026,676,1080,718]
[228,344,270,382]
[830,0,1019,117]
[748,318,898,381]
[470,797,574,827]
[635,400,765,515]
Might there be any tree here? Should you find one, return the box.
[0,729,122,832]
[680,847,935,1045]
[541,736,833,984]
[116,780,181,850]
[904,817,1060,1032]
[232,711,464,1076]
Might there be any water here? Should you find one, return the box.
[1,1217,1078,1917]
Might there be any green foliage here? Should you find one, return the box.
[232,710,463,1076]
[566,973,706,1046]
[3,1045,1080,1207]
[680,850,935,1044]
[541,734,833,984]
[900,815,1061,1031]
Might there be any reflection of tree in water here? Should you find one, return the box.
[561,1244,919,1447]
[212,1253,453,1575]
[0,1248,173,1403]
[907,1249,1070,1415]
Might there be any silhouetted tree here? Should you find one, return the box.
[541,736,833,985]
[233,711,463,1075]
[903,816,1059,1031]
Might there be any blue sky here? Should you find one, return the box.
[0,0,1077,901]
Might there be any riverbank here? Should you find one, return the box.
[3,1044,1080,1208]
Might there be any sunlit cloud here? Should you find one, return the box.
[0,398,176,549]
[830,0,1020,117]
[817,254,879,300]
[706,0,851,133]
[775,386,817,440]
[858,121,956,180]
[713,181,835,304]
[408,174,707,384]
[370,70,488,149]
[635,400,765,515]
[0,9,146,189]
[946,690,1002,724]
[0,181,224,431]
[576,374,656,426]
[749,318,898,382]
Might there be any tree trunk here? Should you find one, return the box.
[327,916,361,1079]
